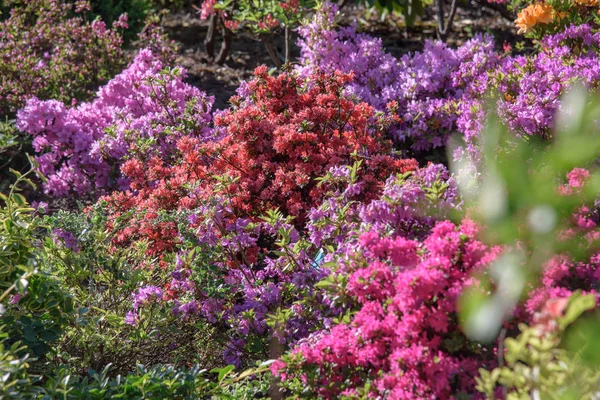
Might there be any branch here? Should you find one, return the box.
[436,0,459,41]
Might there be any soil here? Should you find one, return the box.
[162,1,522,109]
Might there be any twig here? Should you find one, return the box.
[215,20,232,65]
[262,34,282,68]
[436,0,459,42]
[284,26,290,64]
[205,14,217,59]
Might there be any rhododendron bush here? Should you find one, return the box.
[17,50,214,196]
[272,99,600,398]
[297,4,600,163]
[273,221,500,398]
[0,0,128,118]
[3,1,600,398]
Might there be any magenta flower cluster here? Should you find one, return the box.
[273,220,502,399]
[271,165,600,398]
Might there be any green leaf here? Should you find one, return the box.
[559,292,596,329]
[565,314,600,366]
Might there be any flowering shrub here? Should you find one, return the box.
[0,0,127,117]
[299,4,600,166]
[477,292,600,399]
[17,49,214,196]
[273,220,501,399]
[297,3,498,152]
[513,0,600,37]
[271,163,600,400]
[492,24,600,135]
[306,162,459,254]
[103,65,418,256]
[208,66,417,221]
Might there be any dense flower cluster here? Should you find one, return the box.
[298,4,600,163]
[17,50,214,196]
[306,162,459,254]
[273,221,501,399]
[209,66,417,221]
[296,3,498,152]
[0,0,127,117]
[272,168,600,398]
[493,24,600,137]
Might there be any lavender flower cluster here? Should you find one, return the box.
[16,50,215,196]
[297,4,600,161]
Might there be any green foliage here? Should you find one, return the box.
[452,89,600,343]
[36,361,270,399]
[362,0,432,26]
[0,355,270,399]
[0,120,19,156]
[476,292,600,399]
[0,337,41,399]
[0,119,30,198]
[0,160,73,359]
[42,205,226,375]
[86,0,154,41]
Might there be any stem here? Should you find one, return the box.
[436,0,445,34]
[436,0,459,42]
[268,323,284,400]
[284,26,290,64]
[498,328,507,398]
[262,34,282,69]
[215,21,232,65]
[205,14,217,59]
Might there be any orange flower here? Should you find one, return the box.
[515,3,556,34]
